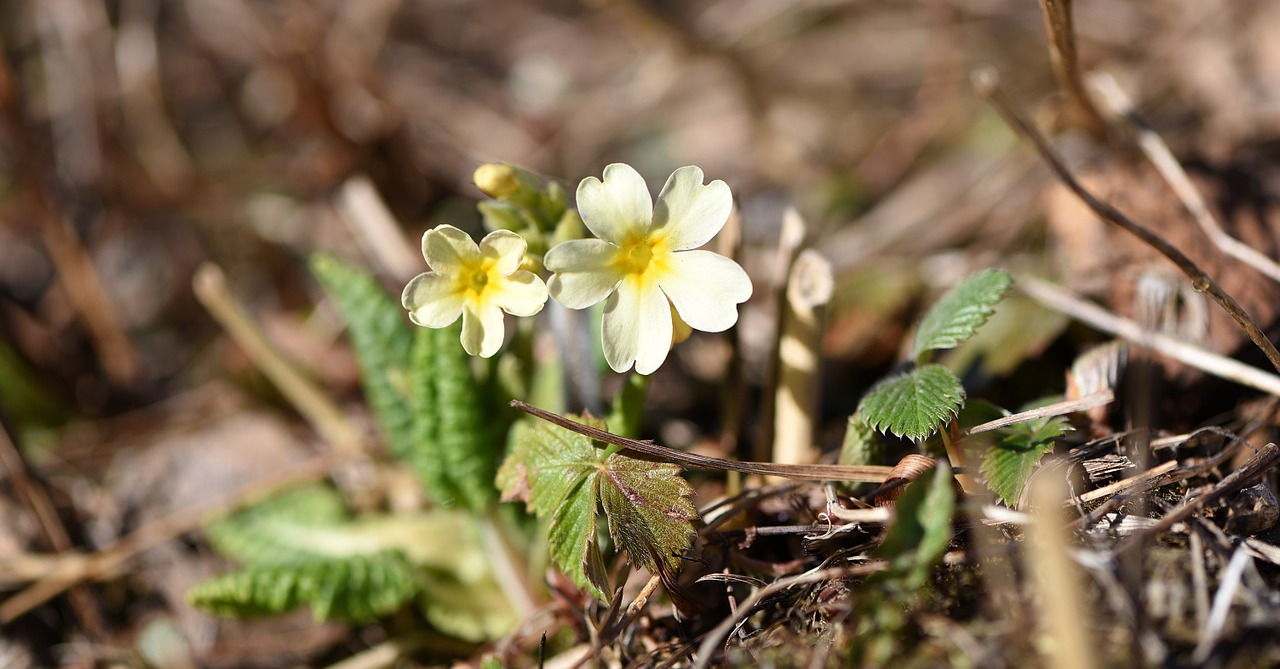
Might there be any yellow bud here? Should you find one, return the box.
[473,163,520,198]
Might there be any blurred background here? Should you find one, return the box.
[2,0,1279,665]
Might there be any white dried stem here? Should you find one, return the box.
[771,249,834,478]
[1019,276,1280,397]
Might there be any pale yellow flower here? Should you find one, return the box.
[544,164,752,374]
[402,225,548,357]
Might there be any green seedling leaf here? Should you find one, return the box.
[911,269,1013,360]
[497,416,697,602]
[310,254,415,457]
[188,550,417,622]
[859,364,965,442]
[981,415,1068,506]
[874,461,955,593]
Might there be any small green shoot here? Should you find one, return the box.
[858,269,1012,443]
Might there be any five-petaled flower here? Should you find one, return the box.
[544,163,752,374]
[402,225,548,357]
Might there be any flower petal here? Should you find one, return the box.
[545,239,624,309]
[479,229,528,276]
[422,224,480,271]
[658,250,753,332]
[576,163,653,245]
[652,166,733,250]
[402,272,466,328]
[460,302,506,358]
[491,270,548,317]
[602,277,672,375]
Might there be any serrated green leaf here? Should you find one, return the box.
[497,416,697,602]
[874,461,955,593]
[980,416,1067,506]
[188,550,418,622]
[911,269,1012,359]
[310,254,415,458]
[859,364,965,442]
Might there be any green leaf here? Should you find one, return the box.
[859,364,965,442]
[427,323,498,510]
[196,486,518,635]
[911,269,1013,360]
[188,550,418,622]
[205,486,349,565]
[980,415,1067,506]
[874,461,955,593]
[310,254,415,457]
[839,411,882,466]
[605,373,649,440]
[497,416,697,602]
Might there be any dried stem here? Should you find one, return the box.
[1019,276,1280,397]
[1089,72,1280,285]
[511,401,895,483]
[974,69,1280,378]
[193,263,365,454]
[1036,0,1107,137]
[1027,471,1097,669]
[771,248,833,479]
[0,419,104,634]
[0,454,336,624]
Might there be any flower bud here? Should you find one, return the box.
[473,163,520,198]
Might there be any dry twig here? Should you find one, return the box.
[974,69,1280,378]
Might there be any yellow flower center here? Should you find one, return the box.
[461,259,499,299]
[617,235,666,277]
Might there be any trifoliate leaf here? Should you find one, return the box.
[911,269,1012,360]
[858,364,965,442]
[874,461,955,593]
[188,550,418,622]
[497,416,697,602]
[980,415,1067,506]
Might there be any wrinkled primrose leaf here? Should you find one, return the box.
[496,415,697,602]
